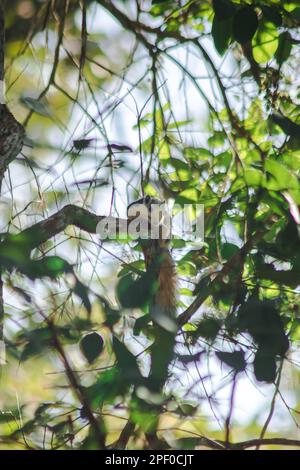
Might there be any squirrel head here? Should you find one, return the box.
[127,196,171,242]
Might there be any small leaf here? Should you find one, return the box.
[80,333,104,364]
[113,337,141,383]
[216,350,246,372]
[108,143,133,152]
[212,15,232,55]
[253,350,276,383]
[20,327,53,361]
[174,438,198,450]
[221,242,239,261]
[20,97,51,117]
[117,272,156,309]
[252,22,279,63]
[73,279,91,314]
[73,139,94,150]
[275,32,292,65]
[196,317,221,341]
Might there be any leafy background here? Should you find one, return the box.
[0,0,300,450]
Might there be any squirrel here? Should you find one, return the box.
[127,195,177,320]
[127,195,177,391]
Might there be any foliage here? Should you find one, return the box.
[0,0,300,450]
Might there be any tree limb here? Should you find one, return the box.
[0,1,4,82]
[1,204,127,252]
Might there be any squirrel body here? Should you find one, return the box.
[127,196,177,318]
[127,195,177,392]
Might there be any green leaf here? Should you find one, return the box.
[20,327,53,361]
[117,272,157,309]
[73,279,91,314]
[232,7,258,44]
[238,299,289,356]
[290,7,300,21]
[152,0,172,4]
[86,367,125,407]
[80,333,104,364]
[265,159,299,191]
[221,242,239,261]
[113,337,141,383]
[26,256,73,280]
[131,400,158,433]
[261,5,282,27]
[196,317,221,341]
[0,410,20,423]
[216,350,246,372]
[253,350,276,383]
[212,15,232,55]
[252,22,279,63]
[176,188,200,203]
[271,112,300,138]
[174,438,198,450]
[20,97,51,117]
[244,167,264,187]
[275,32,292,65]
[184,147,212,160]
[212,0,236,20]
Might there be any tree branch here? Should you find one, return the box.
[0,2,25,345]
[177,230,264,326]
[1,204,126,253]
[224,437,300,450]
[0,1,4,83]
[97,0,154,53]
[0,204,267,329]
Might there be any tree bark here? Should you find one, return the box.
[0,1,25,345]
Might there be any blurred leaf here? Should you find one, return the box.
[196,317,221,341]
[108,143,133,152]
[20,97,51,117]
[275,32,292,65]
[253,350,277,383]
[113,337,141,384]
[80,333,104,364]
[20,327,53,361]
[117,272,156,309]
[238,299,289,356]
[221,242,240,261]
[174,437,198,450]
[212,15,232,55]
[216,350,246,372]
[73,279,92,314]
[73,139,94,150]
[252,22,279,63]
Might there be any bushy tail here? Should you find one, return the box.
[143,242,177,391]
[155,248,177,317]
